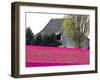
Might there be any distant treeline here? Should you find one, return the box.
[26,27,61,47]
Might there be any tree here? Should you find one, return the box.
[62,15,89,48]
[42,34,50,46]
[34,34,43,45]
[26,27,34,45]
[42,33,61,47]
[49,33,61,47]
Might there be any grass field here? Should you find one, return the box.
[26,45,89,67]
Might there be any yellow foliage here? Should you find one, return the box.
[62,18,72,35]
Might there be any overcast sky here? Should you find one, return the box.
[26,13,65,35]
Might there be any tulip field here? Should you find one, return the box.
[26,45,89,67]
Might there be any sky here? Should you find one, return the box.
[26,13,65,35]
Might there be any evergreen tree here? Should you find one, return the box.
[26,27,34,45]
[50,33,61,47]
[34,34,43,45]
[42,33,61,47]
[42,34,50,46]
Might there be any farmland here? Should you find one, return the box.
[26,45,89,67]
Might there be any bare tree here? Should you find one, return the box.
[62,15,89,48]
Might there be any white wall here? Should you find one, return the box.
[0,0,99,80]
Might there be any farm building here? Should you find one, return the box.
[36,16,90,49]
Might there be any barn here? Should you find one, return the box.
[35,18,89,49]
